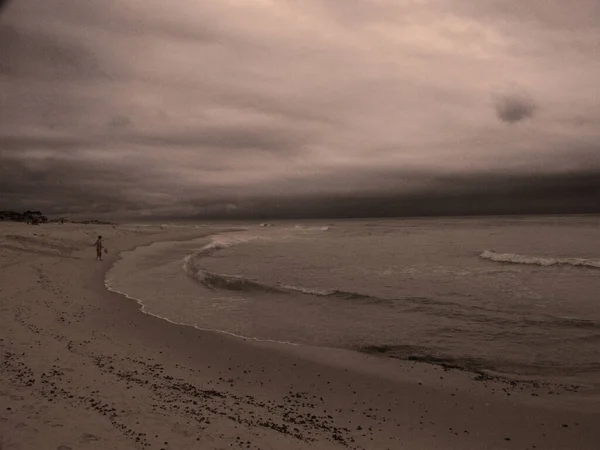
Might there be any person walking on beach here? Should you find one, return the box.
[95,235,104,261]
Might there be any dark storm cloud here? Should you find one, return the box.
[0,152,181,216]
[0,24,102,79]
[1,0,599,219]
[182,170,600,220]
[456,0,600,31]
[129,125,312,153]
[3,146,598,220]
[148,169,598,221]
[0,135,90,152]
[494,92,537,124]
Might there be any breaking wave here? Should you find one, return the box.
[480,250,600,269]
[183,259,382,302]
[181,238,385,301]
[181,234,381,300]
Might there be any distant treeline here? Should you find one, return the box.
[0,210,48,224]
[0,211,113,225]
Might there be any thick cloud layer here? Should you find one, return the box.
[1,0,599,219]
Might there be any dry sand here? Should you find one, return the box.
[1,222,599,450]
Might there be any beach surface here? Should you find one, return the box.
[1,222,599,450]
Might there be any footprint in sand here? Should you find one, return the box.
[80,432,100,443]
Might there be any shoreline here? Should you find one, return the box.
[104,231,302,349]
[1,222,599,449]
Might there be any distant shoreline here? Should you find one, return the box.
[120,212,600,226]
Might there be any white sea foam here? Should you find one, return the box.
[294,224,331,231]
[182,234,258,279]
[480,250,600,269]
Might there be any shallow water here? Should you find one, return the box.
[106,216,600,384]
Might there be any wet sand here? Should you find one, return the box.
[1,222,599,450]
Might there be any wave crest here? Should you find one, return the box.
[182,249,385,303]
[183,261,384,302]
[480,250,600,269]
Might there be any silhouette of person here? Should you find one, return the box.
[95,235,104,261]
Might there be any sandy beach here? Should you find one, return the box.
[1,222,599,450]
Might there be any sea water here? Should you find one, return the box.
[106,216,600,385]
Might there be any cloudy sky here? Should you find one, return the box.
[1,0,599,219]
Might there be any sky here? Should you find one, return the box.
[1,0,599,219]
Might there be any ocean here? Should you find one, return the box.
[105,216,600,385]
